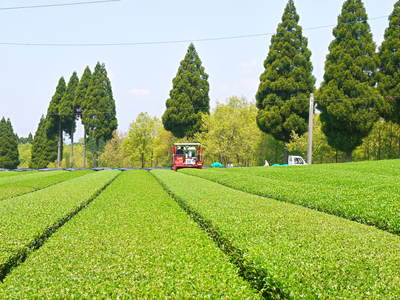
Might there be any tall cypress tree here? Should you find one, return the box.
[162,43,210,138]
[317,0,384,162]
[378,0,400,125]
[30,116,58,169]
[61,72,79,168]
[0,117,19,169]
[75,66,92,168]
[256,0,315,161]
[84,62,117,166]
[46,77,66,167]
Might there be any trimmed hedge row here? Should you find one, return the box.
[0,170,119,281]
[153,170,400,299]
[0,170,93,200]
[181,166,400,234]
[0,170,258,298]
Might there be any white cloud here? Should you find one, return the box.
[129,88,151,96]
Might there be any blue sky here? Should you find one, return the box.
[0,0,397,138]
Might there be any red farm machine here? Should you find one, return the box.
[172,143,204,171]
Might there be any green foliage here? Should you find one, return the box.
[355,120,400,160]
[154,169,400,299]
[0,170,118,280]
[196,97,263,166]
[84,63,117,163]
[0,170,91,200]
[18,133,33,144]
[256,0,315,144]
[46,77,66,136]
[61,72,79,138]
[98,131,128,168]
[0,118,20,169]
[317,0,384,160]
[74,66,92,120]
[122,113,162,168]
[0,171,257,298]
[182,159,400,234]
[378,0,400,124]
[30,116,57,169]
[162,44,210,138]
[287,114,340,163]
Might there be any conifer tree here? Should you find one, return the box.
[30,116,57,169]
[75,66,92,168]
[0,117,19,169]
[317,0,384,162]
[46,77,66,167]
[162,43,210,138]
[61,72,79,168]
[378,0,400,125]
[256,0,315,161]
[84,62,117,166]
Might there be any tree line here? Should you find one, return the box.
[2,0,400,169]
[162,0,400,163]
[30,62,117,169]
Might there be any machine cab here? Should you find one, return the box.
[172,143,204,171]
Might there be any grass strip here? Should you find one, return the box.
[0,172,36,178]
[0,170,119,281]
[181,167,400,235]
[153,170,400,299]
[0,170,93,200]
[0,170,258,298]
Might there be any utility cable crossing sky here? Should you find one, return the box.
[0,0,120,11]
[0,13,394,47]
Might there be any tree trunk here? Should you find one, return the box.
[284,146,289,164]
[82,130,86,168]
[57,122,63,168]
[345,151,353,162]
[141,152,145,169]
[70,133,74,169]
[94,138,99,168]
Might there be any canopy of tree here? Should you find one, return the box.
[0,117,20,169]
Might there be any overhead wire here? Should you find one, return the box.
[0,13,394,47]
[0,0,120,11]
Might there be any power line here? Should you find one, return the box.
[0,0,120,11]
[0,13,392,47]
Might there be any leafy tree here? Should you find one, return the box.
[84,62,117,166]
[61,72,79,168]
[287,115,340,164]
[46,77,66,167]
[123,113,161,168]
[98,131,128,168]
[378,0,400,125]
[75,66,92,168]
[317,0,384,162]
[0,118,20,169]
[30,116,58,169]
[355,120,400,161]
[196,97,262,166]
[162,43,210,138]
[256,0,315,162]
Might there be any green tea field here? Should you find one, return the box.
[0,160,399,299]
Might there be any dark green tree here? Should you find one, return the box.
[162,43,210,138]
[27,133,33,143]
[46,77,66,167]
[61,72,79,168]
[84,62,117,166]
[378,0,400,125]
[256,0,315,161]
[0,118,19,169]
[30,116,58,169]
[317,0,384,162]
[75,66,92,168]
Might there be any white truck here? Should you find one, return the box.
[288,156,307,166]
